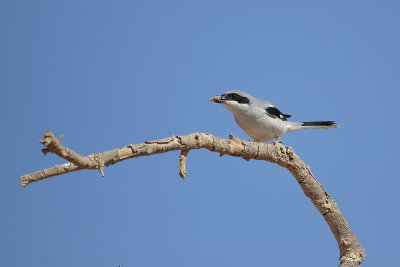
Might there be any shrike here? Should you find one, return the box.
[210,90,337,143]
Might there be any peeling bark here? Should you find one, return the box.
[20,131,366,266]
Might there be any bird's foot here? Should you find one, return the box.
[272,138,283,145]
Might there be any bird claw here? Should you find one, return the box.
[272,138,283,145]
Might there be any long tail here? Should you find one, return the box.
[301,121,338,129]
[287,121,338,132]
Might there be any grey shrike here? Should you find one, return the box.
[210,90,337,143]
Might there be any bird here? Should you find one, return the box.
[210,90,338,143]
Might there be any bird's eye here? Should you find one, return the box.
[225,93,249,104]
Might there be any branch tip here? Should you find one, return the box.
[41,148,50,155]
[99,166,105,177]
[178,150,189,178]
[20,180,28,188]
[44,130,54,137]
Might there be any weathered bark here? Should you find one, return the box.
[20,131,366,266]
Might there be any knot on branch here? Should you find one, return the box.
[340,251,365,265]
[88,153,105,177]
[265,142,296,167]
[227,134,245,156]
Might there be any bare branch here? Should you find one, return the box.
[20,131,366,266]
[20,163,81,187]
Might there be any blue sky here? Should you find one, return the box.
[1,1,399,266]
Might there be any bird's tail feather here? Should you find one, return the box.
[301,121,338,129]
[287,121,338,132]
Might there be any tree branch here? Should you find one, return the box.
[20,131,366,266]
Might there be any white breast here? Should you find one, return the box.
[226,103,287,142]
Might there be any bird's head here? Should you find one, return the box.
[210,90,251,113]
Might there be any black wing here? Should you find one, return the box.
[265,106,291,121]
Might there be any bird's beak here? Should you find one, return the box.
[209,94,226,103]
